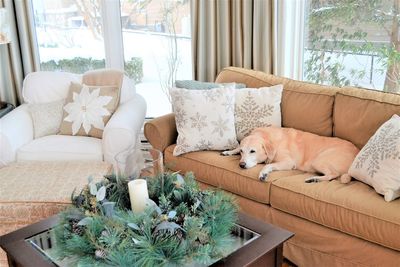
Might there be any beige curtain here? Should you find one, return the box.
[0,0,39,106]
[191,0,275,82]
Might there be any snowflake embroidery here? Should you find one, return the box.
[194,139,214,151]
[355,123,400,177]
[190,112,208,131]
[211,116,230,137]
[175,135,191,155]
[225,138,239,149]
[222,95,235,113]
[235,92,274,139]
[202,90,218,102]
[174,107,187,129]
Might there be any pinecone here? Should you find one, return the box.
[95,249,107,259]
[71,220,84,236]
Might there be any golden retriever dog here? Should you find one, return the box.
[222,127,359,183]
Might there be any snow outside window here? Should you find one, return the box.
[31,0,192,117]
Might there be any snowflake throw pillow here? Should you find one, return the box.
[59,83,120,138]
[349,114,400,202]
[235,85,283,140]
[170,87,238,156]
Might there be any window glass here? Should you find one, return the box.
[120,0,192,117]
[32,0,105,73]
[304,0,400,94]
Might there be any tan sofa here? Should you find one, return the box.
[144,67,400,267]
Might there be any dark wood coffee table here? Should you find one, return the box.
[0,213,293,267]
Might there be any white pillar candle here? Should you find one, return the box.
[128,179,149,212]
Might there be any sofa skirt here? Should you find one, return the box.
[198,181,400,267]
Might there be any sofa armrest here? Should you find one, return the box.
[144,113,177,152]
[103,94,146,164]
[0,104,34,165]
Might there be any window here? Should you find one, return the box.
[120,0,192,117]
[303,0,400,94]
[31,0,192,117]
[32,0,106,73]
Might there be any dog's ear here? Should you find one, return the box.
[261,138,276,162]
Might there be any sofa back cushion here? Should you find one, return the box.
[334,87,400,149]
[216,67,339,136]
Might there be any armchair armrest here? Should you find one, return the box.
[144,113,177,152]
[0,104,34,165]
[103,94,146,164]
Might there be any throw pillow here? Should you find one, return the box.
[235,85,283,140]
[28,100,65,139]
[348,114,400,202]
[170,87,238,156]
[175,80,246,90]
[59,82,120,139]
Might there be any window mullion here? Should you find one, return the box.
[101,0,124,70]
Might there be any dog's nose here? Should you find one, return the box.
[239,162,246,169]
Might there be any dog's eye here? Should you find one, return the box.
[250,150,255,153]
[240,149,243,153]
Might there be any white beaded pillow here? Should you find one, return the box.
[28,100,64,138]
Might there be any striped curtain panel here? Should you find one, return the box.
[191,0,275,82]
[0,0,39,106]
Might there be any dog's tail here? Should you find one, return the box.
[340,174,352,184]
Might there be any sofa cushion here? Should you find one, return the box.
[165,145,302,204]
[215,67,339,136]
[334,87,400,149]
[17,135,103,162]
[270,174,400,251]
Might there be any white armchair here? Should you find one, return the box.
[0,71,146,166]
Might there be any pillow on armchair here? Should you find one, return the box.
[59,82,120,138]
[28,100,65,138]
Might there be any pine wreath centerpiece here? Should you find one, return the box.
[54,172,238,266]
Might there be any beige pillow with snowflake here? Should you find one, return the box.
[235,85,283,140]
[59,83,120,139]
[348,114,400,202]
[170,87,238,156]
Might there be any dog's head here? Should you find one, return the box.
[238,134,276,169]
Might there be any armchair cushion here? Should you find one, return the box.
[16,135,103,162]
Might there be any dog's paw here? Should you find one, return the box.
[305,177,320,183]
[259,171,269,182]
[220,151,230,156]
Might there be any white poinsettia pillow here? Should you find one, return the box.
[349,114,400,202]
[235,85,283,140]
[60,83,120,138]
[170,87,238,156]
